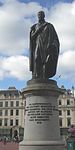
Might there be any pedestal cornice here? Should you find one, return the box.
[22,79,63,97]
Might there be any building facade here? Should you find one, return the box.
[0,87,25,140]
[58,86,75,136]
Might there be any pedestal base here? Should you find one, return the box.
[19,141,65,150]
[19,79,65,150]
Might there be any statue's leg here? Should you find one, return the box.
[32,60,37,79]
[36,57,43,78]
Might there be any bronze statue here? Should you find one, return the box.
[29,11,59,79]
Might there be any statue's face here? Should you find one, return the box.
[38,11,45,22]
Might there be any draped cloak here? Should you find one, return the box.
[29,22,59,78]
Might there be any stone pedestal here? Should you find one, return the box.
[19,79,65,150]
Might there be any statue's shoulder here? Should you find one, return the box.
[47,22,54,28]
[30,24,37,30]
[46,22,55,32]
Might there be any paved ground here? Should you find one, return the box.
[0,142,19,150]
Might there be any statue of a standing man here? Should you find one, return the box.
[29,11,59,79]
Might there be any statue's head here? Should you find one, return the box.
[37,11,45,22]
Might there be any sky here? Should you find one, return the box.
[0,0,75,91]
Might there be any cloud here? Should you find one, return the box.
[57,51,75,82]
[47,1,75,53]
[1,0,74,55]
[0,55,31,80]
[0,0,44,55]
[0,0,75,55]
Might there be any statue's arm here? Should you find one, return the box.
[30,28,40,40]
[30,24,45,40]
[51,24,60,54]
[46,23,59,62]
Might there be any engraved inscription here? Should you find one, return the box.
[26,103,58,124]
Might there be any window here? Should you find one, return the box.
[59,118,62,127]
[67,99,70,105]
[5,101,8,107]
[25,101,26,107]
[15,93,18,97]
[0,102,3,107]
[5,110,8,116]
[0,110,2,116]
[4,93,8,98]
[10,119,13,126]
[16,101,19,107]
[0,119,2,126]
[59,100,61,105]
[10,101,13,107]
[67,118,71,127]
[9,93,14,98]
[4,94,6,97]
[67,110,70,116]
[16,119,18,126]
[59,110,62,116]
[10,110,13,116]
[16,110,19,116]
[4,119,8,126]
[9,93,11,97]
